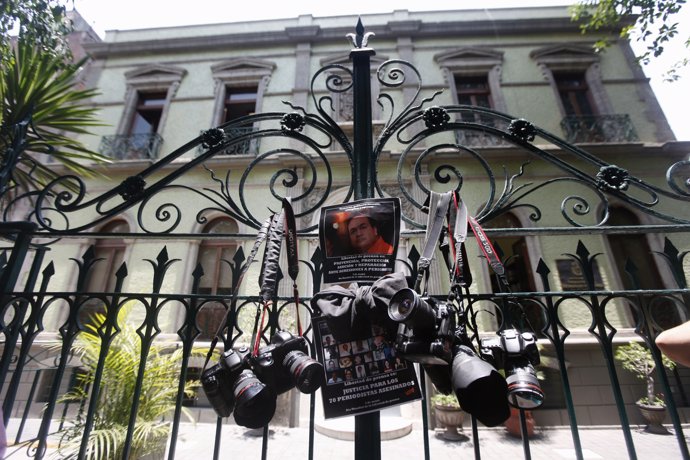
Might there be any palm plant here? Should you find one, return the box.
[54,306,203,460]
[0,41,109,198]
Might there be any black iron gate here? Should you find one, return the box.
[1,20,690,460]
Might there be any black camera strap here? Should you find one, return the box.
[252,198,301,355]
[202,198,300,370]
[202,215,273,371]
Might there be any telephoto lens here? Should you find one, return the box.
[232,369,277,429]
[451,345,510,427]
[283,349,324,393]
[505,359,544,409]
[388,288,437,335]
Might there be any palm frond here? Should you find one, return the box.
[52,302,207,459]
[1,40,110,194]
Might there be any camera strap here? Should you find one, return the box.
[416,191,452,293]
[202,214,273,371]
[202,198,300,369]
[252,198,301,355]
[467,215,511,293]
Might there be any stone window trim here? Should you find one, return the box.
[530,44,614,116]
[434,47,507,112]
[117,64,187,135]
[210,58,276,127]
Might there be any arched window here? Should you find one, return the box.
[607,207,681,329]
[196,217,239,340]
[80,220,129,324]
[484,213,544,335]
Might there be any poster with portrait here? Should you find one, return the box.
[319,197,400,284]
[313,316,422,419]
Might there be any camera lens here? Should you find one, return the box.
[505,361,544,409]
[283,350,324,393]
[388,288,437,334]
[232,369,277,429]
[451,345,510,427]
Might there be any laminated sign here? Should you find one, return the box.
[319,197,400,283]
[313,316,421,419]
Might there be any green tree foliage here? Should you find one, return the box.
[54,305,204,459]
[572,0,688,77]
[614,341,675,406]
[0,0,74,69]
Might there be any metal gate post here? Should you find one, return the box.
[349,19,381,460]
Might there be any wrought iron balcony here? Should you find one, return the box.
[197,127,260,156]
[560,114,639,144]
[99,133,163,160]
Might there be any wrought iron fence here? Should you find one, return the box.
[0,232,689,460]
[1,19,689,460]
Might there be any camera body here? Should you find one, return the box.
[201,331,323,428]
[480,329,544,409]
[388,288,456,365]
[251,330,323,395]
[480,329,539,366]
[201,346,252,418]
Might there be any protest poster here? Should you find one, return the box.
[319,197,400,283]
[313,315,421,419]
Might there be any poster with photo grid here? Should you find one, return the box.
[313,316,421,419]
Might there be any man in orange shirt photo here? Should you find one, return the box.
[347,212,393,255]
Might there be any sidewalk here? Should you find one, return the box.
[6,419,689,459]
[169,423,689,460]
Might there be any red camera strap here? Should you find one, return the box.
[467,215,511,293]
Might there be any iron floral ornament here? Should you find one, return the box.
[422,106,450,130]
[596,165,630,191]
[508,118,537,142]
[281,112,306,133]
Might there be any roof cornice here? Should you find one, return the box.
[84,16,603,58]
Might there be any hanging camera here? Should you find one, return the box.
[480,328,544,409]
[388,288,456,365]
[251,330,324,395]
[200,198,322,429]
[201,346,277,428]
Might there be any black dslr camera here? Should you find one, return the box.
[201,346,277,428]
[202,331,324,429]
[250,330,324,395]
[480,329,544,409]
[388,288,456,365]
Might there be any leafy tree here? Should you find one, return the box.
[614,341,675,406]
[572,0,688,78]
[0,0,74,69]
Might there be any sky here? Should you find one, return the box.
[67,0,690,141]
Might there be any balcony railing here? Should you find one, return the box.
[560,114,639,144]
[99,133,163,160]
[197,127,260,157]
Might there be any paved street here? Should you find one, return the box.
[5,419,689,459]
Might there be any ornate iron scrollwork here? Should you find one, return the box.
[1,20,686,237]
